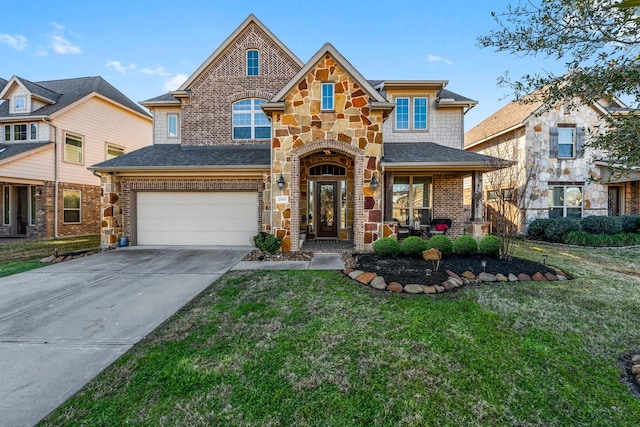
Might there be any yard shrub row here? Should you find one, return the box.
[527,215,640,246]
[374,234,503,258]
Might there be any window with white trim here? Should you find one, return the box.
[106,144,125,160]
[549,185,583,218]
[63,189,81,223]
[392,175,433,227]
[321,83,334,111]
[247,49,259,76]
[558,127,575,158]
[14,96,26,110]
[30,123,37,140]
[167,114,178,138]
[232,99,271,139]
[14,124,27,141]
[4,125,10,142]
[64,133,83,164]
[395,97,428,130]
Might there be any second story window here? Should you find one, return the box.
[4,125,10,142]
[106,144,125,160]
[14,124,27,141]
[167,114,178,138]
[550,125,583,159]
[232,99,271,140]
[30,123,37,140]
[64,133,83,164]
[247,49,259,76]
[321,83,334,111]
[396,97,428,130]
[558,127,575,158]
[14,96,26,110]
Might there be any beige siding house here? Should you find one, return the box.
[0,76,152,238]
[92,15,503,250]
[465,96,639,234]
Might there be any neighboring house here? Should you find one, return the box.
[465,95,639,234]
[0,76,152,239]
[91,14,502,251]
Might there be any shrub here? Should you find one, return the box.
[527,218,553,240]
[253,232,282,254]
[399,236,429,257]
[373,237,401,257]
[544,217,581,243]
[452,235,478,257]
[563,231,640,247]
[426,235,453,256]
[620,215,640,233]
[580,215,622,235]
[479,234,503,257]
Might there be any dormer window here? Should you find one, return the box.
[14,96,26,110]
[247,49,259,76]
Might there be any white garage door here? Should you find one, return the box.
[136,191,258,246]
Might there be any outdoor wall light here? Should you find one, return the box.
[541,253,548,265]
[277,174,286,190]
[370,173,379,190]
[481,260,487,272]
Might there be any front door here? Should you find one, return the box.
[608,187,621,216]
[316,182,338,238]
[16,187,28,235]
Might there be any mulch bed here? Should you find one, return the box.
[351,253,558,287]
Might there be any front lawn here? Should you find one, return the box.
[0,234,100,262]
[41,241,640,426]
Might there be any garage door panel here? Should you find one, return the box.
[136,192,258,246]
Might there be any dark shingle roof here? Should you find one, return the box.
[439,89,475,104]
[0,76,150,118]
[382,142,507,169]
[0,142,52,161]
[0,78,7,92]
[140,93,181,105]
[90,144,270,170]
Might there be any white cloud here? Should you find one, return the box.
[0,34,27,50]
[427,54,453,65]
[163,74,188,91]
[35,45,49,57]
[106,60,137,74]
[140,66,171,77]
[48,22,81,54]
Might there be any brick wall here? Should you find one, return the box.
[181,22,301,146]
[432,174,465,238]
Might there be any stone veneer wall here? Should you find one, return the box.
[180,22,301,147]
[100,174,122,247]
[270,53,384,252]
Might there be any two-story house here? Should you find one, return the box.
[0,76,152,239]
[91,14,502,251]
[465,95,639,233]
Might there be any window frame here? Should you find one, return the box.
[14,96,26,110]
[395,97,429,131]
[30,123,38,140]
[392,175,433,228]
[395,97,409,130]
[63,133,84,164]
[232,98,271,140]
[106,143,125,160]
[413,97,428,130]
[246,49,259,76]
[63,189,81,224]
[13,124,27,141]
[321,82,335,111]
[549,185,583,218]
[4,125,10,142]
[557,126,575,159]
[167,113,179,138]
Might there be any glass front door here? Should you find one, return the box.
[316,182,338,238]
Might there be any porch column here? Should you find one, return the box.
[472,171,484,221]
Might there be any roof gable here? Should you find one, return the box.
[177,14,303,92]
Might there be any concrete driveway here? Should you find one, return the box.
[0,246,249,427]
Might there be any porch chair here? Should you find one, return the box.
[428,218,452,237]
[392,218,411,241]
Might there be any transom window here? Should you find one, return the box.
[558,127,575,158]
[63,189,81,223]
[232,99,271,140]
[549,185,583,218]
[309,164,346,176]
[321,83,334,111]
[247,49,259,76]
[64,133,83,164]
[392,175,433,227]
[395,97,428,130]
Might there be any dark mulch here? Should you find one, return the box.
[353,253,559,286]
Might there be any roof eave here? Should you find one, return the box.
[381,80,448,90]
[381,161,507,171]
[0,115,49,123]
[89,164,269,173]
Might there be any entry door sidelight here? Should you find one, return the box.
[317,182,338,238]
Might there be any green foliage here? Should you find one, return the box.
[580,216,622,235]
[620,215,640,233]
[479,234,504,257]
[399,236,429,258]
[452,235,478,257]
[478,1,640,171]
[544,218,581,243]
[564,231,640,247]
[373,237,400,257]
[527,219,553,240]
[426,235,453,256]
[253,233,282,254]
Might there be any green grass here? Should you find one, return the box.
[40,241,640,426]
[0,259,47,277]
[0,234,100,262]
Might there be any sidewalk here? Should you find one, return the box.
[231,253,345,271]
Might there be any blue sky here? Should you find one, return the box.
[0,0,566,130]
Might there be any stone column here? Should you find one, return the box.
[100,173,122,248]
[472,171,484,221]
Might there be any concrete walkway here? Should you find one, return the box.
[0,246,250,427]
[231,253,346,271]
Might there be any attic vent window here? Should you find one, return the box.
[310,164,346,176]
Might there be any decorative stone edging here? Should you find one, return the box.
[342,267,570,294]
[625,354,640,394]
[39,248,107,264]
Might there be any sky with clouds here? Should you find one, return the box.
[0,0,567,130]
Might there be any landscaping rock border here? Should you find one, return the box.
[342,266,569,295]
[39,248,108,264]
